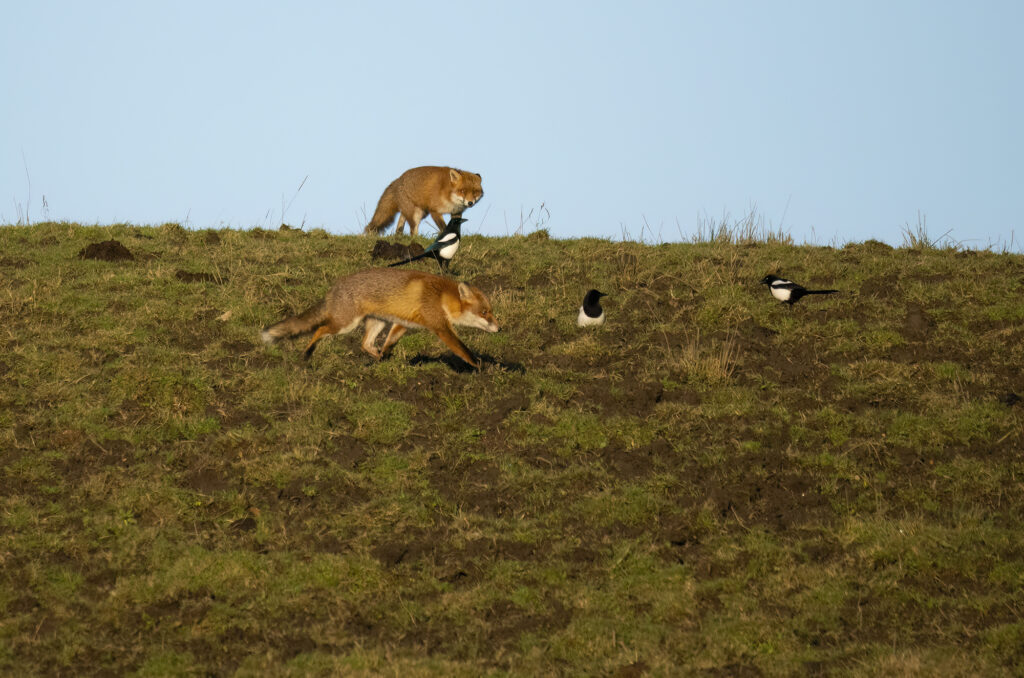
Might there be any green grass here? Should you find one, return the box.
[1,221,1023,676]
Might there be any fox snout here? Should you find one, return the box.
[468,315,501,333]
[461,189,483,209]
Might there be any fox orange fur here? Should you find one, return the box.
[364,166,483,237]
[261,268,498,369]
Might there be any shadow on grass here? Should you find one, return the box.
[408,353,525,374]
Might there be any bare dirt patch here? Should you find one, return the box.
[595,438,673,480]
[428,455,515,518]
[901,302,936,342]
[183,467,233,494]
[575,374,665,417]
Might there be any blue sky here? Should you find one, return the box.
[3,1,1022,249]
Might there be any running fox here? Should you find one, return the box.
[363,166,483,237]
[261,268,499,369]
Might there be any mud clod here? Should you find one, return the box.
[371,240,425,262]
[78,240,134,261]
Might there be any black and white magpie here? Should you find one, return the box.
[389,216,464,273]
[577,289,607,327]
[760,274,837,307]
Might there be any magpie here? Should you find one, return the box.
[389,216,464,273]
[760,274,837,307]
[577,289,607,327]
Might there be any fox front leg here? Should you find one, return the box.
[429,210,448,231]
[379,324,409,358]
[433,326,481,370]
[360,318,389,359]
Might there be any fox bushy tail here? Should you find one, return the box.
[364,186,399,235]
[261,301,328,344]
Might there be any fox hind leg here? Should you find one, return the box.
[304,313,362,361]
[405,208,425,238]
[304,323,335,360]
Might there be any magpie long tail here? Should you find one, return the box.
[387,249,430,268]
[387,248,442,268]
[806,289,838,295]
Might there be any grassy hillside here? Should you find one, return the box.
[1,222,1022,676]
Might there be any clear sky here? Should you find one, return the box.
[3,1,1022,249]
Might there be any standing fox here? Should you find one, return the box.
[364,166,483,237]
[261,268,499,369]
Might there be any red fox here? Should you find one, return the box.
[363,166,483,237]
[261,268,499,369]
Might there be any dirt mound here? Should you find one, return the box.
[370,240,425,262]
[78,240,133,261]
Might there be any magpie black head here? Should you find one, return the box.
[760,274,783,285]
[583,289,607,306]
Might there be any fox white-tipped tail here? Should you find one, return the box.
[260,301,328,344]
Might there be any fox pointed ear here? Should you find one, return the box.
[457,281,472,301]
[449,168,461,184]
